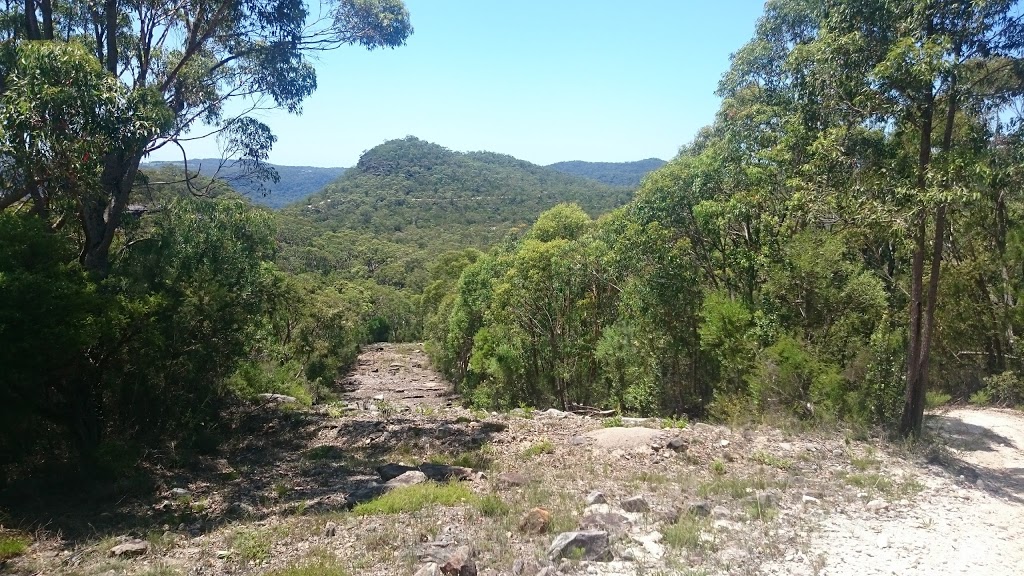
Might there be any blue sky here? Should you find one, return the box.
[149,1,767,168]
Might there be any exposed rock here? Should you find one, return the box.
[754,491,777,508]
[802,494,820,505]
[512,557,543,576]
[621,495,650,513]
[547,530,612,561]
[386,470,429,489]
[712,505,731,519]
[687,501,712,517]
[323,521,338,538]
[866,499,888,512]
[419,463,474,482]
[579,512,631,535]
[569,436,589,446]
[441,545,477,576]
[109,540,149,557]
[519,507,552,534]
[497,472,530,488]
[257,393,298,403]
[585,491,607,505]
[666,436,688,452]
[584,503,612,516]
[169,487,190,498]
[377,463,418,481]
[414,562,442,576]
[877,535,890,549]
[585,427,664,450]
[630,531,665,560]
[377,462,474,483]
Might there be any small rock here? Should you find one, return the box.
[547,531,612,561]
[257,393,297,403]
[109,539,149,557]
[536,568,556,576]
[687,501,712,517]
[569,436,589,446]
[377,463,418,481]
[584,503,612,516]
[754,491,776,508]
[877,535,890,549]
[414,562,442,576]
[419,463,475,482]
[621,495,650,513]
[719,439,731,447]
[441,545,477,576]
[585,491,607,505]
[866,499,888,512]
[323,521,337,538]
[386,470,428,489]
[802,494,820,505]
[780,442,793,451]
[542,408,567,418]
[497,472,530,488]
[169,487,190,498]
[667,436,688,451]
[519,508,552,535]
[711,505,731,519]
[216,550,232,559]
[722,451,738,462]
[579,512,631,534]
[512,557,543,576]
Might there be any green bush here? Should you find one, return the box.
[982,371,1024,407]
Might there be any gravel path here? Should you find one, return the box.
[783,407,1024,576]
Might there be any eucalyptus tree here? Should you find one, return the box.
[722,0,1024,436]
[0,0,412,275]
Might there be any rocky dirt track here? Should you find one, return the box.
[2,343,1023,576]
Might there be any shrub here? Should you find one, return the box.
[982,371,1024,407]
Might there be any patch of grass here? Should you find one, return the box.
[265,553,349,576]
[663,516,709,551]
[274,482,290,499]
[840,472,923,498]
[661,416,689,429]
[925,391,952,409]
[520,440,555,459]
[601,414,624,428]
[710,459,727,476]
[744,499,778,522]
[698,475,787,499]
[138,564,182,576]
[233,528,272,562]
[850,454,881,472]
[751,451,792,470]
[352,482,475,515]
[0,534,30,560]
[476,494,511,517]
[429,444,495,471]
[969,389,992,405]
[414,406,438,417]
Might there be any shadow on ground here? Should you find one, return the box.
[0,402,501,549]
[925,413,1024,505]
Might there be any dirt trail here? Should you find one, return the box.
[340,342,456,409]
[780,407,1024,576]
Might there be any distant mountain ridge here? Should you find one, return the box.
[546,158,666,187]
[280,136,636,253]
[142,159,346,209]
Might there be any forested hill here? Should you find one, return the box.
[545,158,666,186]
[284,136,634,248]
[143,159,346,209]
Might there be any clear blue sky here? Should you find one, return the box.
[149,1,767,168]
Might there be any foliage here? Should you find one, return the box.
[981,372,1024,408]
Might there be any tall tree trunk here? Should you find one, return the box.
[81,149,143,276]
[900,75,935,436]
